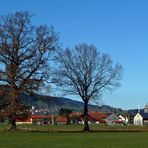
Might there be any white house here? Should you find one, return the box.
[119,115,128,124]
[133,113,143,126]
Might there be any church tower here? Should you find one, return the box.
[144,104,148,113]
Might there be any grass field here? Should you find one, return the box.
[1,124,148,148]
[1,131,148,148]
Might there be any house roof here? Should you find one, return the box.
[56,116,67,122]
[133,109,148,119]
[69,112,82,117]
[88,112,109,120]
[140,111,148,119]
[31,115,52,119]
[79,112,111,122]
[16,118,32,122]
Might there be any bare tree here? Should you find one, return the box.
[0,11,58,130]
[53,43,122,131]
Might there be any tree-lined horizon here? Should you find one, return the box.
[0,11,122,131]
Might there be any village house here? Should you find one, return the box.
[69,112,82,124]
[88,112,107,124]
[133,105,148,126]
[133,112,143,126]
[118,114,129,125]
[16,115,52,125]
[104,113,119,125]
[16,117,32,125]
[71,111,120,125]
[141,105,148,125]
[31,115,52,125]
[16,110,122,125]
[55,116,67,124]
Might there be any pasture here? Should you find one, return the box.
[1,124,148,148]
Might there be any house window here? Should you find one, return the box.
[144,109,148,113]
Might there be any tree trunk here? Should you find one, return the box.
[8,88,18,131]
[8,114,17,131]
[66,116,71,125]
[83,100,90,131]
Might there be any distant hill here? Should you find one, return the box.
[21,94,123,113]
[0,85,124,114]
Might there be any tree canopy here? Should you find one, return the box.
[0,11,123,132]
[53,43,122,131]
[0,11,58,130]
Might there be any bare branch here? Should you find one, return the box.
[52,43,123,131]
[0,11,58,129]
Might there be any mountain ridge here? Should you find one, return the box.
[21,93,123,113]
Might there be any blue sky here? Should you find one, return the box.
[1,0,148,109]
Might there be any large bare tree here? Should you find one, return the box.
[0,11,58,130]
[53,43,122,131]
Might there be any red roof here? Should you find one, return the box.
[88,112,109,120]
[69,112,82,117]
[16,118,32,122]
[31,115,52,119]
[56,116,67,123]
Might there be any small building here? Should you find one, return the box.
[16,115,52,125]
[72,111,120,125]
[105,113,119,125]
[133,105,148,126]
[133,113,143,126]
[16,117,32,125]
[118,114,129,125]
[88,112,108,124]
[79,112,108,124]
[139,105,148,125]
[31,115,52,125]
[56,116,67,124]
[69,112,82,124]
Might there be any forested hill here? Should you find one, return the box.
[0,84,123,113]
[21,94,123,113]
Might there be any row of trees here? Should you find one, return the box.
[0,11,122,131]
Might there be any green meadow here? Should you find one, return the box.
[1,131,148,148]
[1,124,148,148]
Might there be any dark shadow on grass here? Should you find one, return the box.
[17,128,148,134]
